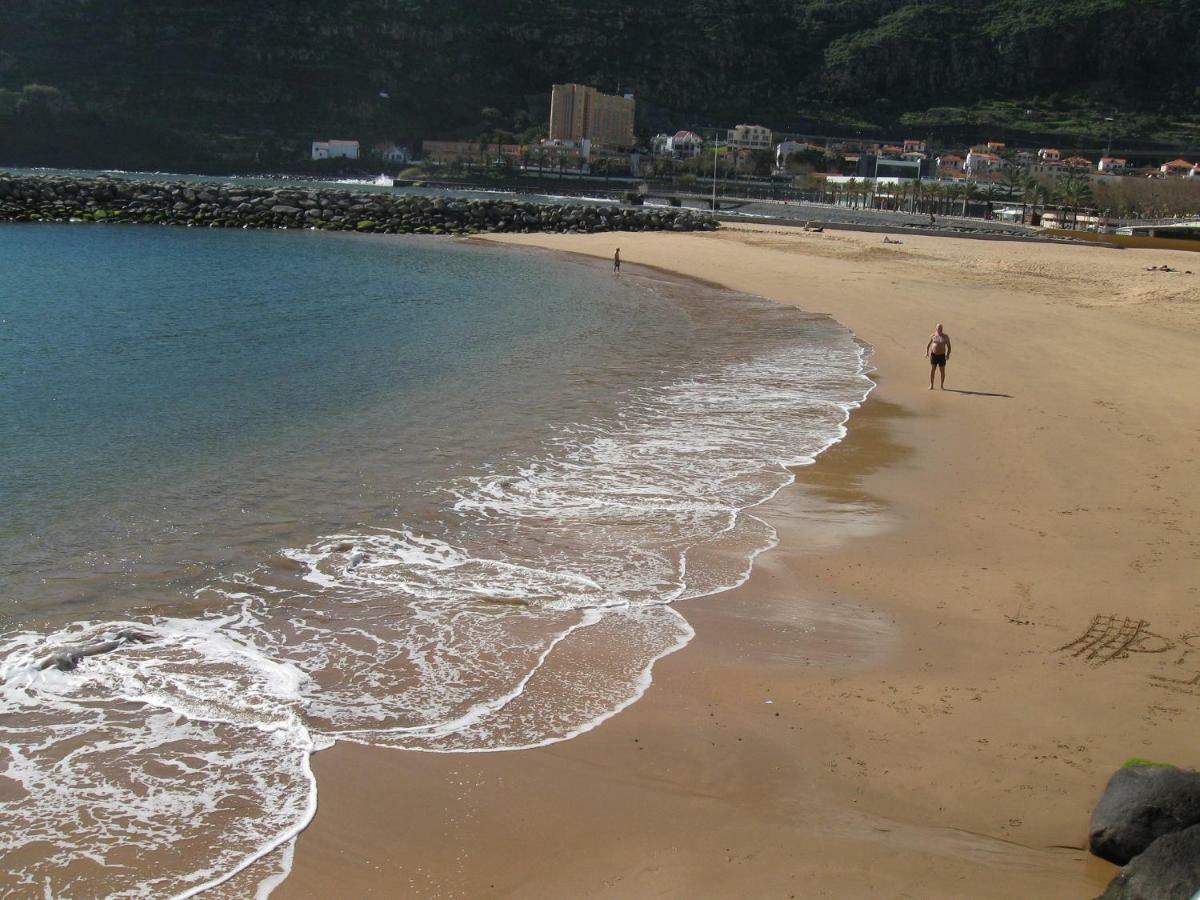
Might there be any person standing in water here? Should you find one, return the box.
[613,247,621,274]
[926,323,951,389]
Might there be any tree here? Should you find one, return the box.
[960,181,978,217]
[944,183,963,216]
[1054,172,1095,229]
[16,83,65,115]
[1001,167,1026,204]
[1027,179,1052,222]
[921,182,941,215]
[746,149,773,177]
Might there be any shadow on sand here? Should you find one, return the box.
[942,388,1013,398]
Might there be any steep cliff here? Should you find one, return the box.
[0,0,1195,168]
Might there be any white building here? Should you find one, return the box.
[668,130,704,159]
[936,154,964,172]
[375,143,411,164]
[964,149,1004,176]
[652,131,704,159]
[1097,156,1126,175]
[775,139,810,168]
[726,123,772,150]
[312,139,360,161]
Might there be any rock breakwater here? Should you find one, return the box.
[0,174,718,235]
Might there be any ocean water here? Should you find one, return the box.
[0,222,873,896]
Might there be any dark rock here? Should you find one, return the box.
[1099,823,1200,900]
[0,174,718,236]
[1090,765,1200,865]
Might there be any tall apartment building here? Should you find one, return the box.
[549,83,635,148]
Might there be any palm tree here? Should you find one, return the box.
[980,181,1005,218]
[1054,174,1095,229]
[844,178,859,209]
[922,182,943,216]
[1030,180,1052,224]
[944,183,963,216]
[1001,167,1026,205]
[961,181,978,217]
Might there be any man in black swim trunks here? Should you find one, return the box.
[926,322,951,390]
[613,247,621,273]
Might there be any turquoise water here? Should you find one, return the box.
[1,224,684,623]
[0,222,872,897]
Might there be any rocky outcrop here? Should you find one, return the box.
[0,174,719,236]
[1089,764,1200,865]
[1098,824,1200,900]
[1089,763,1200,900]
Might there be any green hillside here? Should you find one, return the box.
[1,0,1196,169]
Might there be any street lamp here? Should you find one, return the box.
[711,130,720,211]
[873,153,880,209]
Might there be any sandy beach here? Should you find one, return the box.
[270,224,1200,898]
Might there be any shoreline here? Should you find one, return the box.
[0,229,881,897]
[270,223,1199,897]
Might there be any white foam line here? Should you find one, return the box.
[253,838,295,900]
[329,338,876,755]
[4,309,878,899]
[321,607,608,742]
[170,730,321,900]
[334,605,697,755]
[363,338,876,755]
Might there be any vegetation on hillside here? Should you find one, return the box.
[0,0,1196,169]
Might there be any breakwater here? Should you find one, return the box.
[0,174,717,235]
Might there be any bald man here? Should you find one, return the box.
[926,323,951,389]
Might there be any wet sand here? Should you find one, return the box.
[271,225,1200,897]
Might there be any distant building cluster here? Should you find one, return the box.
[328,80,1199,205]
[309,139,411,165]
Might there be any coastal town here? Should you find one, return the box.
[310,82,1200,234]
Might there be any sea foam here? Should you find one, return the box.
[0,299,872,896]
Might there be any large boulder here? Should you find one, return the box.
[1089,764,1200,865]
[1098,823,1200,900]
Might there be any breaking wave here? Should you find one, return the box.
[0,299,872,896]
